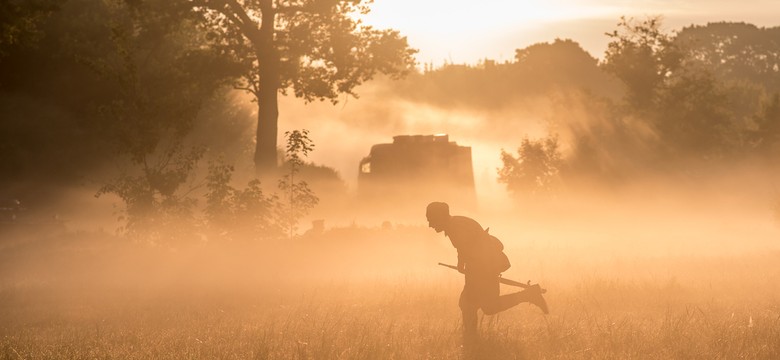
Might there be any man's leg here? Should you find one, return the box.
[459,287,479,337]
[482,284,548,315]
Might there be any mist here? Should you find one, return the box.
[2,2,780,358]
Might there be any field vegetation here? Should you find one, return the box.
[2,194,779,359]
[3,2,780,359]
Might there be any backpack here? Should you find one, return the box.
[483,229,511,274]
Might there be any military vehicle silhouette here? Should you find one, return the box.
[358,134,476,215]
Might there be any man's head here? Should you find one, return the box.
[426,202,450,233]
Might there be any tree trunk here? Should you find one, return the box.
[253,0,280,175]
[254,79,278,174]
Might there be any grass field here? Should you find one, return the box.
[1,210,779,359]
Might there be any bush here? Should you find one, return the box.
[96,144,203,244]
[204,161,282,242]
[498,135,562,199]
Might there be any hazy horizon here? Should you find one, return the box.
[2,2,780,357]
[363,0,780,64]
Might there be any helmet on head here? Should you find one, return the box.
[426,202,450,233]
[426,202,449,219]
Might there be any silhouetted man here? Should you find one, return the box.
[426,202,548,337]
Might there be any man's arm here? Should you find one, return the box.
[456,251,465,273]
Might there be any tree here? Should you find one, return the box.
[602,16,741,163]
[0,0,61,59]
[0,0,236,184]
[92,0,239,163]
[0,0,107,182]
[675,22,780,94]
[654,70,737,159]
[498,135,562,199]
[514,38,618,96]
[192,0,417,173]
[603,16,682,111]
[393,39,620,110]
[204,160,282,241]
[90,0,238,243]
[96,143,204,243]
[753,93,780,154]
[277,129,318,238]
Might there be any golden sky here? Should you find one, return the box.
[362,0,780,64]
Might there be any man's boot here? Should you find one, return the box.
[526,284,549,314]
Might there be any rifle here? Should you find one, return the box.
[438,262,547,294]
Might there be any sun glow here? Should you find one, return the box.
[361,0,622,63]
[361,0,780,65]
[363,0,617,32]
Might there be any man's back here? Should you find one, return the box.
[446,215,503,273]
[445,215,483,249]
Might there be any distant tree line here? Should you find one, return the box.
[3,2,779,222]
[394,18,780,197]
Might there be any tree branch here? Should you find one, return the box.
[233,85,258,97]
[190,0,259,39]
[223,0,263,37]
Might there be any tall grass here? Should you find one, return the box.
[1,225,779,359]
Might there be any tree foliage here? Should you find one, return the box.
[91,0,239,163]
[654,70,738,159]
[675,22,780,94]
[205,160,282,241]
[99,129,326,244]
[498,136,562,199]
[603,16,683,111]
[394,38,620,110]
[753,93,780,154]
[278,129,319,238]
[495,17,780,195]
[5,1,780,214]
[599,16,755,165]
[0,0,236,183]
[192,0,417,172]
[96,144,204,243]
[0,0,61,59]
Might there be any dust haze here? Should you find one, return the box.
[5,66,778,312]
[2,5,780,358]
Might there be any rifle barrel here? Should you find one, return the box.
[437,262,546,293]
[437,262,458,271]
